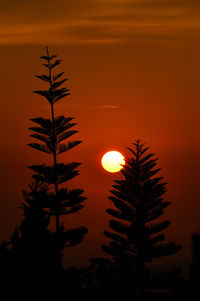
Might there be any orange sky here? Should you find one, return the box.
[0,0,200,270]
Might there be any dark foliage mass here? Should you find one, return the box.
[0,49,199,298]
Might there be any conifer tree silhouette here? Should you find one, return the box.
[0,48,87,293]
[28,46,87,243]
[102,140,181,295]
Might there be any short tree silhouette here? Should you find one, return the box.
[28,46,87,242]
[10,180,59,274]
[0,180,58,288]
[0,180,86,293]
[102,140,181,295]
[189,232,200,297]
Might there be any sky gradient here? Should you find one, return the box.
[0,0,200,271]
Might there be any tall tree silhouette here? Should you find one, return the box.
[0,48,87,293]
[102,140,181,295]
[28,46,87,242]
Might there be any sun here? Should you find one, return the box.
[101,151,125,173]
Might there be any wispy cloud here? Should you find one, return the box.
[95,104,120,109]
[0,0,199,45]
[28,102,120,111]
[70,104,120,110]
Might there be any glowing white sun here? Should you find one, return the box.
[101,151,125,173]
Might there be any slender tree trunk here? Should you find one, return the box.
[51,103,60,233]
[47,46,60,234]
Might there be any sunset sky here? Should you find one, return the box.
[0,0,200,270]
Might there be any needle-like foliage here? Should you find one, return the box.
[28,46,87,242]
[102,140,181,294]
